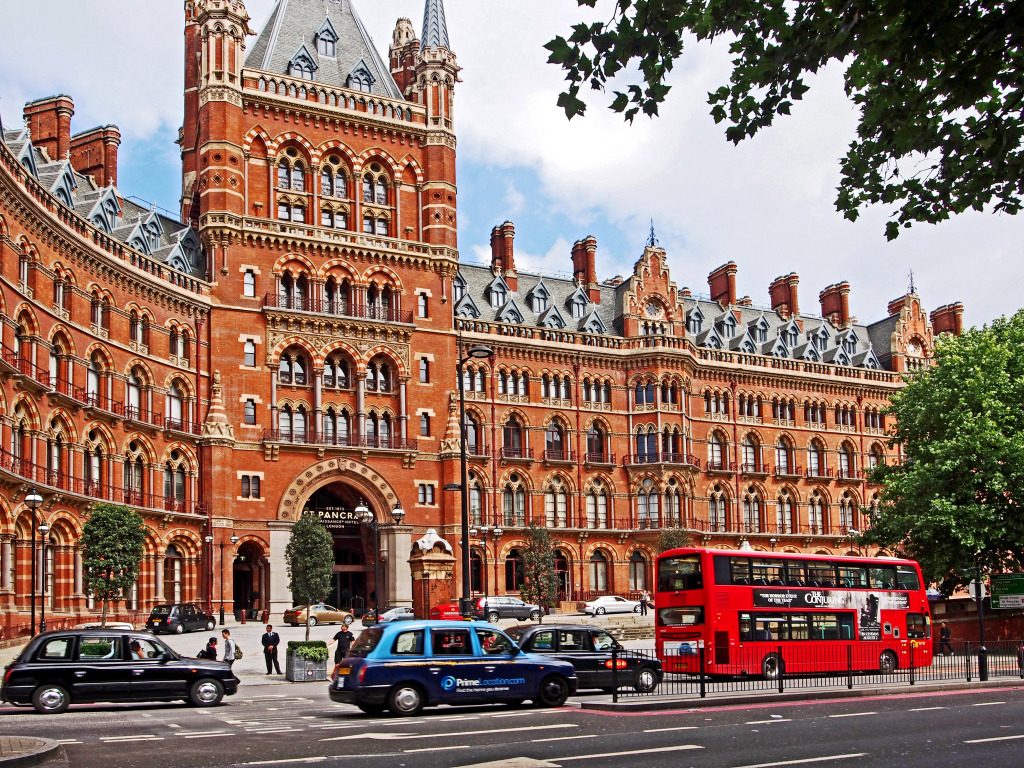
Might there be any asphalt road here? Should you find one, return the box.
[2,681,1024,768]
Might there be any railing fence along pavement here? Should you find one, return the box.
[610,640,1024,701]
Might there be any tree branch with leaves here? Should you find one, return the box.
[82,504,146,627]
[285,513,335,641]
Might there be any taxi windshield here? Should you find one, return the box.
[150,606,173,615]
[350,628,383,656]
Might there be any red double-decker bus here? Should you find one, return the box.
[655,547,932,677]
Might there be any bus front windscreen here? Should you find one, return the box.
[658,554,703,592]
[658,606,705,626]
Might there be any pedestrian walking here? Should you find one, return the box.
[262,624,282,674]
[221,629,237,667]
[639,589,651,616]
[328,625,355,665]
[938,622,953,655]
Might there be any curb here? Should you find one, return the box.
[579,678,1024,712]
[0,737,65,767]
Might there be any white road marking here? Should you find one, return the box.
[99,736,164,742]
[555,745,704,761]
[965,734,1024,744]
[532,735,600,743]
[644,726,699,732]
[404,745,473,753]
[321,724,576,742]
[908,707,945,712]
[828,712,877,718]
[729,755,867,768]
[235,758,327,766]
[972,701,1005,706]
[166,723,181,729]
[55,740,82,745]
[186,732,233,739]
[493,711,545,718]
[746,719,792,725]
[177,730,230,737]
[244,728,303,734]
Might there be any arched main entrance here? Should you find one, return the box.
[269,458,411,618]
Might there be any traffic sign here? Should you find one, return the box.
[968,579,987,602]
[990,574,1024,609]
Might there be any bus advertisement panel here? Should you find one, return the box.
[655,548,932,677]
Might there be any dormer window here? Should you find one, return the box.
[491,284,506,308]
[572,296,586,319]
[687,310,703,335]
[287,45,317,81]
[534,294,547,312]
[316,17,338,57]
[453,274,466,303]
[346,60,375,93]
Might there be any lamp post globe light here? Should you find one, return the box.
[24,488,43,635]
[457,344,494,616]
[358,500,405,617]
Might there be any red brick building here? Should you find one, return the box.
[0,0,963,631]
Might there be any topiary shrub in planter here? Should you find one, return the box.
[285,640,329,682]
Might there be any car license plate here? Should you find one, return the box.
[336,667,350,675]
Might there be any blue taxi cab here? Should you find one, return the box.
[329,620,578,716]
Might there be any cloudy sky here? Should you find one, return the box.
[1,0,1019,328]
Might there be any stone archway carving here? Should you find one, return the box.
[278,457,401,521]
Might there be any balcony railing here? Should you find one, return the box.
[1,348,51,388]
[774,464,803,478]
[542,449,575,462]
[625,452,700,467]
[0,447,205,516]
[164,417,202,435]
[706,460,737,473]
[124,406,164,429]
[83,392,125,417]
[263,294,413,324]
[806,467,834,479]
[584,452,616,464]
[499,446,534,460]
[740,462,771,475]
[261,430,414,450]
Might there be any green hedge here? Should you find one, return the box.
[80,642,113,657]
[287,640,328,662]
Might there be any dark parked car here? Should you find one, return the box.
[470,596,542,622]
[1,629,239,713]
[361,606,416,626]
[146,603,216,634]
[506,624,663,693]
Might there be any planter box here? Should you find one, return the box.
[285,652,328,682]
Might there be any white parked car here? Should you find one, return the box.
[577,595,642,615]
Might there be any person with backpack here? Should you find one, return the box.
[221,629,238,667]
[197,637,218,660]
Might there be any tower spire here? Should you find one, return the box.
[421,0,450,50]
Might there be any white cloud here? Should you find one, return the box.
[2,0,1018,328]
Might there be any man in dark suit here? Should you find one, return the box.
[262,624,282,674]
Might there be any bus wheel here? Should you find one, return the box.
[761,653,784,680]
[879,650,898,674]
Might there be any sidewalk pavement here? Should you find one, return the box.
[0,736,64,767]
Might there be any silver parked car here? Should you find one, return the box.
[577,595,642,615]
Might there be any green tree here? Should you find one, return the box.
[519,523,560,622]
[546,1,1024,239]
[285,513,335,641]
[865,310,1024,594]
[82,503,146,626]
[657,527,692,554]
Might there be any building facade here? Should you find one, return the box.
[0,0,964,631]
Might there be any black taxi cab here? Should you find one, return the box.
[2,629,239,713]
[328,620,578,716]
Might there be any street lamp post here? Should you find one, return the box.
[976,558,988,682]
[25,488,43,635]
[214,534,239,626]
[358,501,405,617]
[470,526,502,606]
[38,521,50,633]
[769,537,777,552]
[847,528,860,556]
[456,344,494,616]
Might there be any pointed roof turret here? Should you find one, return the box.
[420,0,450,50]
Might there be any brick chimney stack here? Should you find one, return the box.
[708,262,738,307]
[70,125,121,187]
[819,281,851,327]
[769,272,800,318]
[571,235,601,303]
[490,221,517,290]
[23,95,75,161]
[930,302,964,336]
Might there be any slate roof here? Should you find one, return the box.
[420,0,450,50]
[2,127,203,277]
[456,262,892,370]
[246,0,404,100]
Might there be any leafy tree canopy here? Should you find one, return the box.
[285,513,335,639]
[519,523,560,618]
[657,527,693,554]
[82,503,146,625]
[865,310,1024,593]
[546,0,1024,239]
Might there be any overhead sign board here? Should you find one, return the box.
[990,574,1024,609]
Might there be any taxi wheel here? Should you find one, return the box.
[205,620,216,631]
[174,624,185,634]
[486,612,500,624]
[307,617,318,627]
[32,684,70,714]
[388,683,425,716]
[535,675,570,708]
[356,703,385,715]
[189,678,225,707]
[634,667,659,693]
